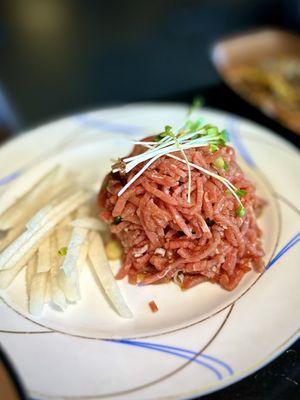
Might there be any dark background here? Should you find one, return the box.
[0,1,299,399]
[0,0,299,129]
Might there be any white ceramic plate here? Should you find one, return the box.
[0,103,299,400]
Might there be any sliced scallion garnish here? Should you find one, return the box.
[113,216,122,225]
[219,129,229,147]
[208,143,219,153]
[236,205,246,217]
[236,189,247,198]
[58,246,68,256]
[213,156,226,170]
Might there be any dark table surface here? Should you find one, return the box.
[0,83,299,400]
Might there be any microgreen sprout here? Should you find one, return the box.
[219,130,229,147]
[235,189,247,198]
[207,127,218,136]
[187,96,204,116]
[164,125,173,136]
[154,134,164,142]
[236,205,246,217]
[208,143,219,153]
[113,111,246,216]
[184,118,204,133]
[165,125,192,203]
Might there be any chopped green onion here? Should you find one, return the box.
[213,156,227,170]
[58,246,68,256]
[113,216,122,225]
[207,127,219,136]
[236,189,247,198]
[208,143,219,153]
[236,205,246,217]
[219,129,229,146]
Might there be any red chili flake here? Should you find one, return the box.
[148,300,159,313]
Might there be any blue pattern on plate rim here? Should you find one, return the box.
[107,339,230,380]
[1,112,299,400]
[0,115,254,187]
[106,233,300,380]
[0,170,21,186]
[0,117,146,187]
[266,232,300,270]
[74,114,147,136]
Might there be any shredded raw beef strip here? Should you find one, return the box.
[99,140,265,291]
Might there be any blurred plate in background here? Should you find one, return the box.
[212,29,300,135]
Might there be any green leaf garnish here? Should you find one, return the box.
[113,216,122,225]
[116,110,241,209]
[58,246,68,256]
[236,205,246,217]
[213,156,227,170]
[154,134,164,142]
[185,118,204,133]
[235,189,247,198]
[207,127,219,136]
[164,125,173,136]
[208,143,219,153]
[154,125,173,141]
[219,129,229,146]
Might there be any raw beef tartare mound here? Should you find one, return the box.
[98,131,265,291]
